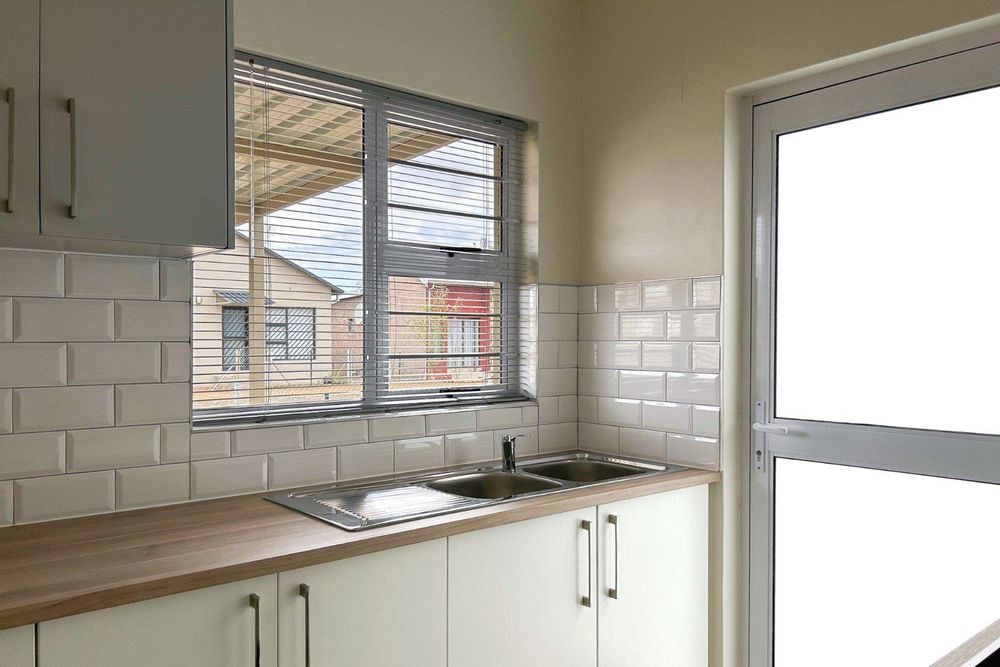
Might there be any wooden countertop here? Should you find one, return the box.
[0,467,718,630]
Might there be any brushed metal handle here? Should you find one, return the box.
[581,519,592,607]
[4,88,13,213]
[299,583,311,667]
[608,514,619,599]
[67,98,77,218]
[249,593,261,667]
[752,422,788,435]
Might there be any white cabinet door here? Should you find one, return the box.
[0,0,39,235]
[279,539,447,667]
[37,575,277,667]
[598,486,709,667]
[448,508,598,667]
[39,0,230,248]
[0,625,34,667]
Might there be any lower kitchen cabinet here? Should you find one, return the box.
[598,485,709,667]
[278,539,447,667]
[36,575,278,667]
[448,508,599,667]
[0,625,34,667]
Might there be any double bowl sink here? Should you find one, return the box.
[267,452,683,531]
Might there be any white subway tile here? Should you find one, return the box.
[642,279,691,310]
[425,410,477,436]
[159,260,192,301]
[619,428,667,462]
[0,297,10,342]
[369,415,424,440]
[304,420,368,448]
[115,300,189,341]
[558,286,578,314]
[0,432,65,479]
[538,285,561,314]
[0,250,63,297]
[231,425,303,456]
[190,456,267,500]
[538,341,559,369]
[395,436,445,472]
[597,341,641,369]
[642,341,690,371]
[600,283,640,311]
[522,405,538,426]
[537,368,576,397]
[692,405,721,438]
[0,343,66,387]
[66,425,160,472]
[597,397,642,427]
[538,396,559,424]
[0,389,10,433]
[558,341,577,368]
[619,312,665,340]
[338,441,394,481]
[667,433,719,469]
[538,422,577,453]
[666,310,720,341]
[577,341,598,368]
[577,286,598,314]
[642,401,692,432]
[578,395,597,422]
[14,471,115,523]
[13,298,114,341]
[538,313,577,341]
[666,372,720,405]
[444,431,494,465]
[0,481,11,525]
[190,430,231,460]
[116,463,190,509]
[579,422,619,454]
[65,255,158,299]
[493,427,537,457]
[161,342,191,382]
[691,342,721,372]
[578,313,618,341]
[477,407,521,430]
[115,383,189,425]
[268,448,336,490]
[558,395,578,422]
[578,368,618,397]
[160,423,190,463]
[13,385,114,431]
[692,277,722,309]
[67,342,160,385]
[619,370,666,400]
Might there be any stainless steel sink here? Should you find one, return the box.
[521,459,647,483]
[425,471,561,499]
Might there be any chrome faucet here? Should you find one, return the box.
[500,433,530,472]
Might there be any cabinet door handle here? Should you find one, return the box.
[581,519,592,607]
[299,583,311,666]
[67,98,77,219]
[608,514,619,599]
[4,88,13,213]
[249,593,261,667]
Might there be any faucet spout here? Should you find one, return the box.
[500,433,530,473]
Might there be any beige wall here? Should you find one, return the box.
[234,0,583,286]
[578,0,1000,284]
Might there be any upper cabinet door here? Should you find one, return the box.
[39,0,230,248]
[0,0,40,236]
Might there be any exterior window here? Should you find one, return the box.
[191,54,527,423]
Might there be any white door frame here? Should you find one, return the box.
[746,36,1000,666]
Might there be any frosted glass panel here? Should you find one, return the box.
[775,86,1000,434]
[774,459,1000,666]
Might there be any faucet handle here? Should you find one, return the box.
[502,432,532,444]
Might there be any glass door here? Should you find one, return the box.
[749,40,1000,666]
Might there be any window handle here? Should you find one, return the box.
[752,423,788,435]
[4,88,13,213]
[67,98,77,219]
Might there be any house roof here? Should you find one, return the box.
[234,230,344,295]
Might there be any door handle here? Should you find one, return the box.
[752,423,788,435]
[67,98,77,218]
[4,88,13,213]
[299,583,311,666]
[608,514,619,599]
[581,519,592,607]
[249,593,261,667]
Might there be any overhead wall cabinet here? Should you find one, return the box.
[0,0,232,257]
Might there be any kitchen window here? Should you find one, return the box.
[192,54,528,423]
